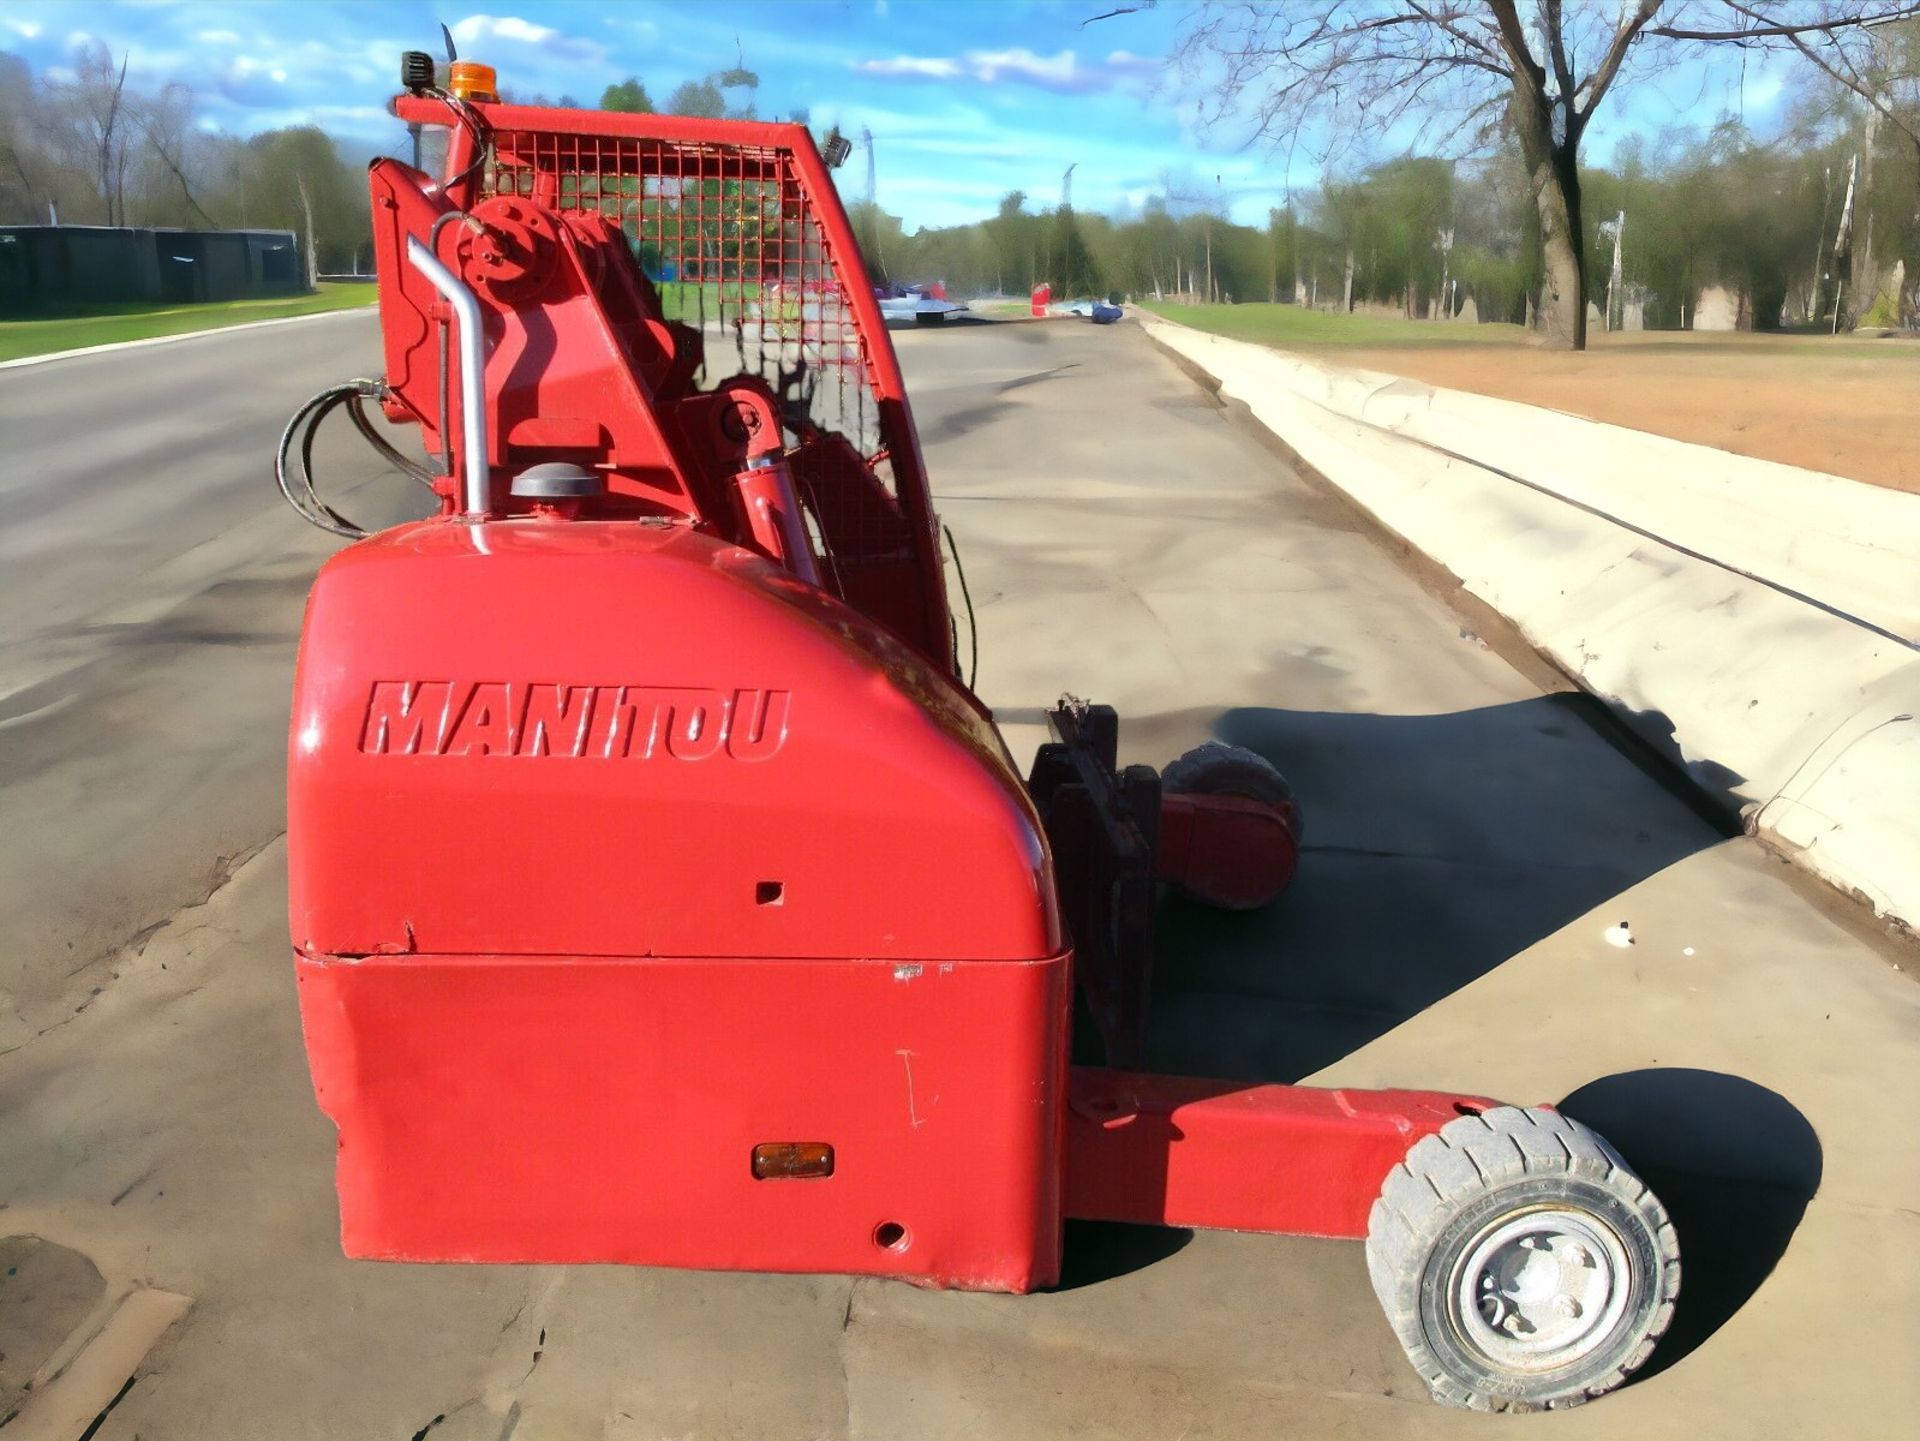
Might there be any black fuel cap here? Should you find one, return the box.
[510,463,605,499]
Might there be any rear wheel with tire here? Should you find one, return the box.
[1160,742,1302,910]
[1161,742,1297,820]
[1366,1106,1679,1412]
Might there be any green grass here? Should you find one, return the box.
[1140,301,1529,349]
[654,280,728,323]
[0,283,378,363]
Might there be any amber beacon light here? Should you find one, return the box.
[448,60,498,103]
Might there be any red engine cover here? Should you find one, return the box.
[289,517,1070,1289]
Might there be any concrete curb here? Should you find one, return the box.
[0,304,375,371]
[1144,318,1920,933]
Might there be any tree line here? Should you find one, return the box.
[1154,0,1920,346]
[864,82,1916,334]
[1,42,372,278]
[6,14,1916,334]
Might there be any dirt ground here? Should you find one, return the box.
[1331,330,1920,493]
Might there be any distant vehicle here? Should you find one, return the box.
[876,281,969,325]
[1054,297,1124,323]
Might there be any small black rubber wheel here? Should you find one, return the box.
[1160,742,1300,837]
[1366,1106,1680,1413]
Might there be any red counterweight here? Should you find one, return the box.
[290,520,1069,1286]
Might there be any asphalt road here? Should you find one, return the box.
[0,310,431,1049]
[0,313,1914,1439]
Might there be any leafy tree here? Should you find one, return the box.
[215,127,369,276]
[667,79,724,119]
[667,66,760,121]
[985,191,1036,293]
[1055,204,1097,296]
[601,78,655,114]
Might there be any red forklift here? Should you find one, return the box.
[280,52,1678,1414]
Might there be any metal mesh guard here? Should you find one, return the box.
[486,128,885,478]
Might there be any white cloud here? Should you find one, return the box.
[1740,69,1787,112]
[971,48,1077,85]
[5,19,42,40]
[494,16,557,44]
[853,46,1158,95]
[858,55,962,81]
[447,13,608,67]
[603,16,660,41]
[198,29,241,45]
[231,56,285,81]
[451,15,559,47]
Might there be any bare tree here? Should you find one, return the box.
[0,53,47,220]
[132,82,217,227]
[1750,8,1920,159]
[1675,6,1920,317]
[1171,1,1920,348]
[296,174,318,288]
[71,41,132,226]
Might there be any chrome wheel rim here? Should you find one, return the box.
[1450,1206,1632,1373]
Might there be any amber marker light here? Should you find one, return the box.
[752,1142,835,1180]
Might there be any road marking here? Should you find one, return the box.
[0,305,375,371]
[6,1286,192,1441]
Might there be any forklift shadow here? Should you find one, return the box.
[1045,701,1819,1333]
[1056,1220,1194,1290]
[1133,694,1736,1083]
[1559,1069,1822,1380]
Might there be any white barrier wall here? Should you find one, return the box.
[1145,319,1920,931]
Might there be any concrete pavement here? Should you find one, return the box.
[1141,318,1920,934]
[0,315,1913,1439]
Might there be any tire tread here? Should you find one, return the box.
[1363,1105,1679,1414]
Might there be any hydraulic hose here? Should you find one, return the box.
[274,377,430,540]
[347,391,436,488]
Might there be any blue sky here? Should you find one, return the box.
[2,1,1804,230]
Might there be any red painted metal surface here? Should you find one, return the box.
[1065,1070,1498,1239]
[290,517,1069,1287]
[298,949,1069,1287]
[1155,792,1301,911]
[289,519,1055,964]
[374,95,953,668]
